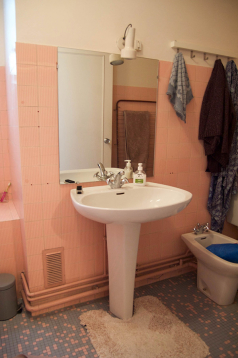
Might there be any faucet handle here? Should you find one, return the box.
[201,222,209,232]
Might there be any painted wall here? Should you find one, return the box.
[15,0,238,67]
[0,0,5,66]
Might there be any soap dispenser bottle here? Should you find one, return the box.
[124,160,133,179]
[133,163,146,186]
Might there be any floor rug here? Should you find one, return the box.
[80,295,209,358]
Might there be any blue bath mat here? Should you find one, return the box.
[206,243,238,263]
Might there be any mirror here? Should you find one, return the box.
[58,47,158,184]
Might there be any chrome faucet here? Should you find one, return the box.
[106,170,128,189]
[94,162,113,181]
[193,222,209,235]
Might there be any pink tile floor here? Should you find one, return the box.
[0,272,237,358]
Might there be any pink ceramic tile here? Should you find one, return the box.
[17,64,37,86]
[177,172,190,189]
[168,127,180,143]
[157,94,170,112]
[0,66,6,81]
[16,43,37,65]
[163,173,178,187]
[165,158,178,174]
[37,66,57,87]
[1,126,9,140]
[38,107,58,127]
[24,203,43,222]
[178,142,192,158]
[60,195,77,217]
[26,237,44,256]
[22,166,41,185]
[44,234,62,250]
[167,110,182,129]
[159,61,173,79]
[40,146,59,166]
[37,45,57,67]
[156,111,168,128]
[0,95,7,110]
[177,158,190,173]
[42,201,62,220]
[0,111,8,126]
[0,222,14,244]
[38,86,58,107]
[17,86,38,107]
[186,64,196,82]
[64,247,81,266]
[166,143,180,158]
[27,254,43,272]
[154,143,167,160]
[196,66,212,82]
[189,172,201,187]
[193,97,203,113]
[41,165,59,184]
[61,231,79,250]
[18,107,39,127]
[0,258,16,276]
[0,243,15,260]
[158,77,169,95]
[193,81,207,98]
[43,217,62,237]
[79,259,95,280]
[61,216,79,234]
[23,184,42,203]
[19,127,40,147]
[41,183,60,202]
[40,127,58,147]
[191,141,204,157]
[156,127,168,143]
[0,203,12,221]
[25,220,44,240]
[20,147,41,167]
[0,80,6,96]
[28,270,44,289]
[95,242,105,276]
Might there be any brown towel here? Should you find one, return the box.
[199,59,236,173]
[124,110,150,171]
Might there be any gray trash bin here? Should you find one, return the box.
[0,273,18,320]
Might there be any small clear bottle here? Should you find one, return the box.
[133,163,146,186]
[124,160,133,179]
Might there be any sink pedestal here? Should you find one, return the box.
[106,222,141,320]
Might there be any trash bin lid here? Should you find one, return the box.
[0,273,15,290]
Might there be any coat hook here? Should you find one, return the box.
[190,51,195,59]
[204,53,209,60]
[216,55,218,60]
[227,57,230,62]
[177,48,180,53]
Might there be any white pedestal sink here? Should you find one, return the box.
[71,182,192,320]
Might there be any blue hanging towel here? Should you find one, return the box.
[206,243,238,263]
[166,53,193,123]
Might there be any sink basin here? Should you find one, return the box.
[70,182,192,224]
[71,182,192,320]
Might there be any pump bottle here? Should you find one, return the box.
[124,160,133,179]
[133,163,146,186]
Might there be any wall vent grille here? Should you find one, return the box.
[42,247,65,289]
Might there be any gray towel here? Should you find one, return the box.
[166,53,193,123]
[124,110,150,171]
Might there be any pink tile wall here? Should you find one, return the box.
[14,43,237,293]
[16,43,105,291]
[137,61,213,265]
[0,66,12,201]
